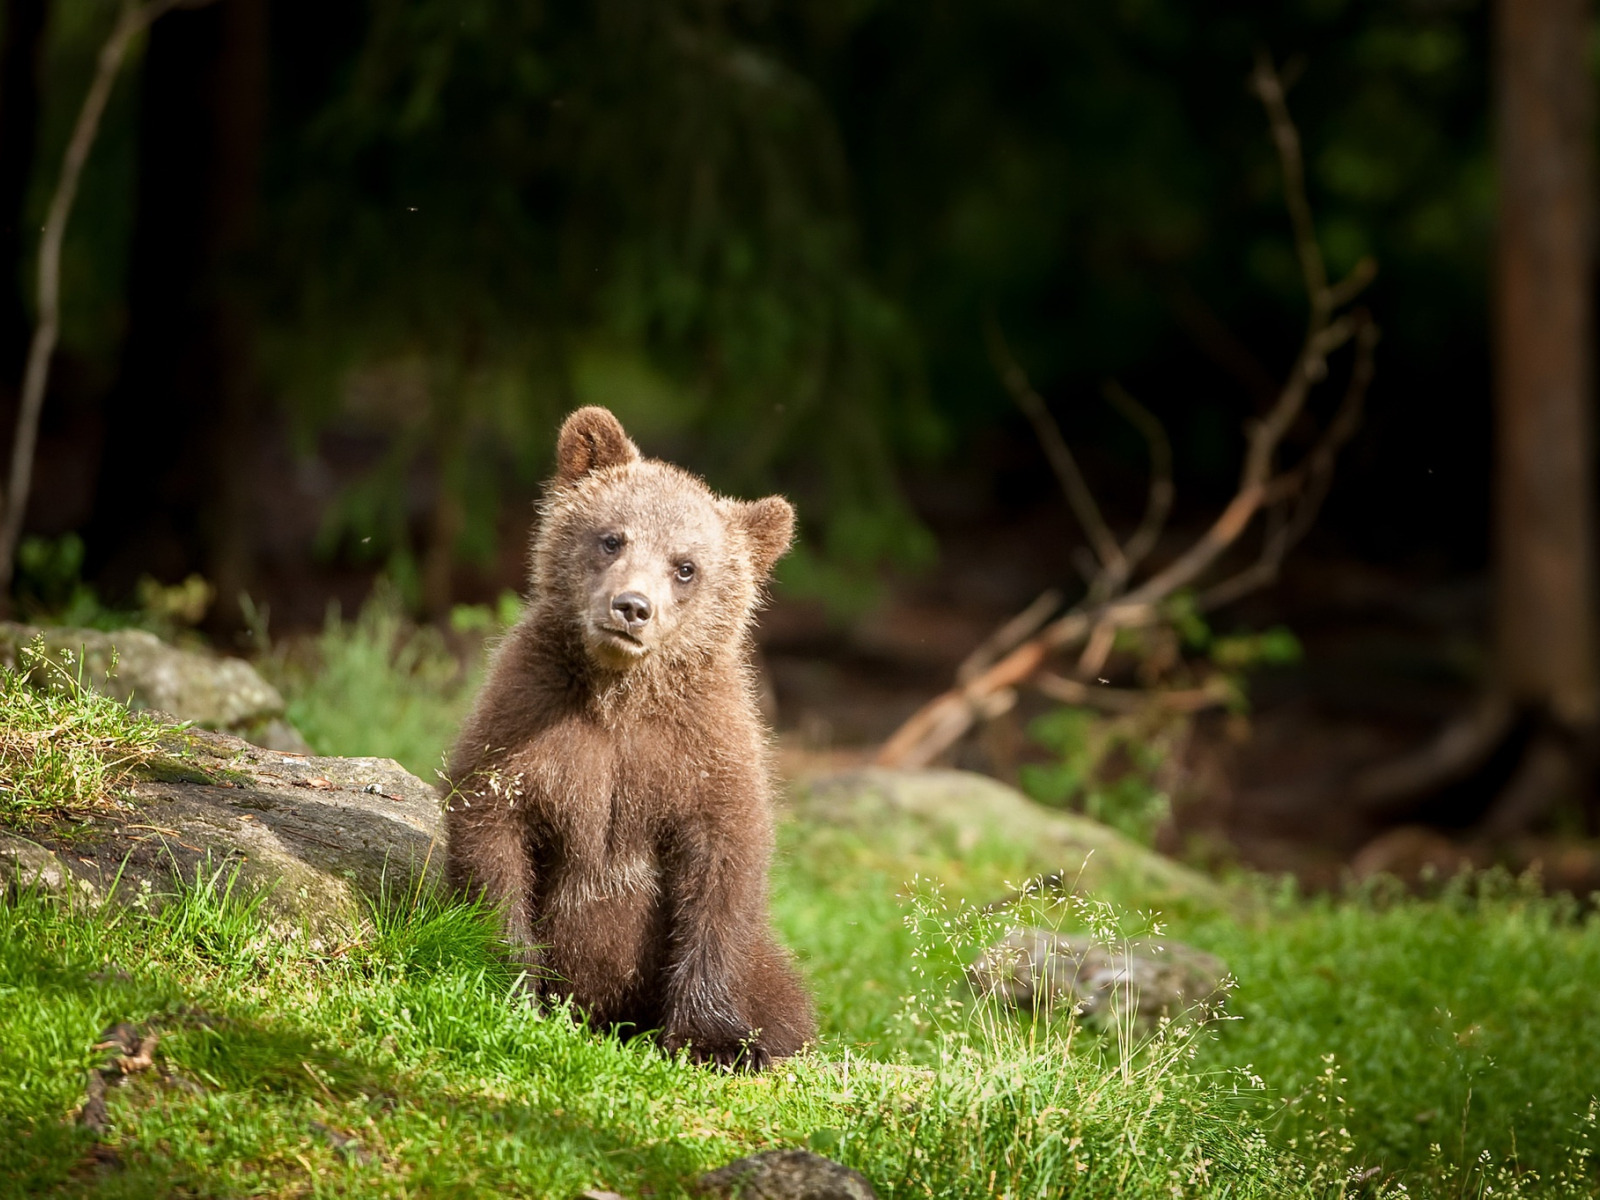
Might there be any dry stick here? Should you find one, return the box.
[1073,382,1175,679]
[1199,316,1378,612]
[1032,670,1227,715]
[0,0,212,602]
[883,314,1365,768]
[985,314,1127,584]
[876,55,1375,769]
[1103,381,1173,574]
[956,587,1063,684]
[1250,48,1327,328]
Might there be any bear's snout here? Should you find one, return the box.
[610,590,653,631]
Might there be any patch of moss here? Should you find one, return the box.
[129,756,254,789]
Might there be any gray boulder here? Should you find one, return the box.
[968,927,1229,1026]
[1,727,442,942]
[0,622,310,752]
[695,1150,877,1200]
[788,767,1230,914]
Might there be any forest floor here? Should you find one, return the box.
[6,746,1600,1196]
[6,590,1600,1197]
[12,521,1600,1196]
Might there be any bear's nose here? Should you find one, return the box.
[611,591,653,630]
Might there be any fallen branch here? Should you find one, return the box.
[877,52,1378,769]
[957,588,1062,684]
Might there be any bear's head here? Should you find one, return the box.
[531,406,795,674]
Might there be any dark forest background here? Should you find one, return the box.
[13,0,1595,874]
[12,0,1491,614]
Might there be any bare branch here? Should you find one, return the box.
[1103,381,1173,574]
[1327,255,1378,312]
[1250,47,1327,321]
[985,314,1127,580]
[1074,618,1118,680]
[957,588,1063,684]
[0,0,213,604]
[1033,670,1228,715]
[876,52,1374,769]
[1198,314,1377,611]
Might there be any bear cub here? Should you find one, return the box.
[445,406,814,1070]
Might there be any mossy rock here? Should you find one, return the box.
[2,728,443,944]
[788,767,1233,916]
[0,622,309,752]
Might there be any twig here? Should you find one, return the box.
[957,588,1062,684]
[1249,48,1326,325]
[1103,381,1173,574]
[1198,314,1378,611]
[985,314,1127,583]
[1032,671,1227,715]
[0,0,214,604]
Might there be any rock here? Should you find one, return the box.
[1350,826,1484,885]
[1,829,95,900]
[0,622,311,753]
[968,927,1229,1025]
[4,726,443,942]
[789,767,1230,914]
[695,1150,876,1200]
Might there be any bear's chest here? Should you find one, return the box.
[513,714,694,848]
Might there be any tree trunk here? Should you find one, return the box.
[1488,0,1599,825]
[0,0,47,383]
[87,0,266,624]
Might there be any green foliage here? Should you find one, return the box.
[13,535,88,616]
[1210,625,1304,670]
[11,535,116,628]
[0,637,168,822]
[11,536,221,643]
[1018,707,1172,844]
[258,0,936,605]
[271,587,487,780]
[446,590,525,636]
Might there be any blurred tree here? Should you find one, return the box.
[1485,0,1597,828]
[86,0,266,622]
[0,0,47,381]
[14,0,1500,619]
[261,0,929,615]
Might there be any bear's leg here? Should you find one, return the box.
[737,939,817,1064]
[446,809,542,985]
[658,827,785,1070]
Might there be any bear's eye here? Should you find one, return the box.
[600,534,623,555]
[675,561,696,583]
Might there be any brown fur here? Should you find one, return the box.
[445,406,813,1070]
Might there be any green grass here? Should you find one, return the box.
[0,638,169,824]
[268,592,484,780]
[772,820,1600,1197]
[5,599,1600,1197]
[0,873,1323,1199]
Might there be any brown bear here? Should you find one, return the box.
[444,405,815,1070]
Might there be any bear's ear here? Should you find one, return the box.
[734,495,796,577]
[555,407,640,486]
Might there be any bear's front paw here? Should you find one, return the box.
[662,1021,771,1073]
